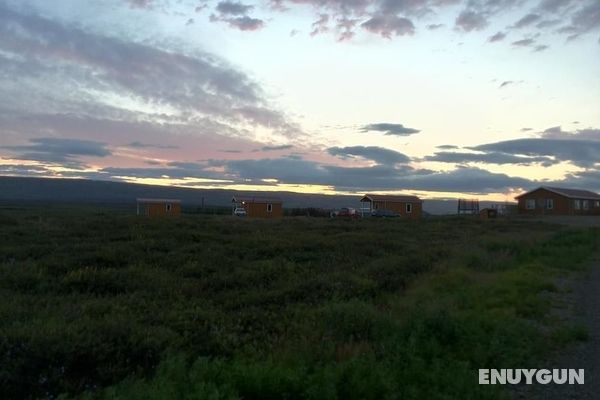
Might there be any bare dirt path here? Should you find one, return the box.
[514,252,600,399]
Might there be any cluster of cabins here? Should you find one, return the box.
[135,186,600,219]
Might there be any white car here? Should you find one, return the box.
[233,207,247,216]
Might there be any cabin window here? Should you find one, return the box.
[267,203,273,213]
[537,198,545,208]
[166,203,172,212]
[574,200,581,210]
[526,199,535,209]
[406,203,412,213]
[545,199,553,210]
[373,203,379,210]
[595,201,600,208]
[583,200,589,210]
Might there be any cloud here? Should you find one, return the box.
[423,151,556,166]
[3,149,573,194]
[420,127,600,173]
[211,1,265,31]
[223,157,328,184]
[216,1,254,15]
[537,0,576,13]
[126,0,154,9]
[535,19,561,29]
[0,5,258,111]
[234,156,533,192]
[0,3,295,140]
[498,79,524,88]
[512,38,536,47]
[0,112,245,149]
[513,13,541,29]
[262,0,599,44]
[127,141,179,149]
[196,3,209,13]
[360,123,420,136]
[328,146,411,165]
[455,10,488,31]
[336,17,361,41]
[233,106,301,136]
[3,137,111,168]
[540,126,600,141]
[562,169,600,189]
[361,15,415,38]
[272,0,371,17]
[38,153,549,194]
[561,1,600,37]
[488,31,506,42]
[471,129,600,168]
[394,166,532,193]
[260,144,294,151]
[214,15,265,31]
[0,163,51,176]
[217,155,531,193]
[310,14,330,36]
[99,160,233,181]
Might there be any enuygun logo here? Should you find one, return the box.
[479,369,584,385]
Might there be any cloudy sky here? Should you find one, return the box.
[0,0,599,200]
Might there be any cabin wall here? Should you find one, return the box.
[517,188,600,215]
[140,202,181,217]
[371,200,422,219]
[243,202,283,218]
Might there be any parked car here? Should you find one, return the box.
[371,209,400,218]
[233,207,247,217]
[335,207,360,218]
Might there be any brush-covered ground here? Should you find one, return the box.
[0,206,598,400]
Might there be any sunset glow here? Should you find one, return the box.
[0,0,598,200]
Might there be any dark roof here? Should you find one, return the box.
[137,198,181,203]
[232,196,282,204]
[515,187,600,200]
[360,194,423,203]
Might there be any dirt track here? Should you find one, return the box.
[514,215,600,227]
[514,252,600,399]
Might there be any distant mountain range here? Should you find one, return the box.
[0,176,513,215]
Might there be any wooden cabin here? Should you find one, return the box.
[515,187,600,216]
[136,198,181,217]
[359,194,423,219]
[232,196,283,218]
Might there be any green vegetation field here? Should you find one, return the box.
[0,207,598,399]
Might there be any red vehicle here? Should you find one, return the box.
[332,207,360,218]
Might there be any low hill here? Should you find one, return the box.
[0,176,511,214]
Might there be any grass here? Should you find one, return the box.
[0,206,597,399]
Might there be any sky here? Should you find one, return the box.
[0,0,599,201]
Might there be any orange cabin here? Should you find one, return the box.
[136,198,181,217]
[232,196,283,218]
[515,187,600,216]
[359,194,423,219]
